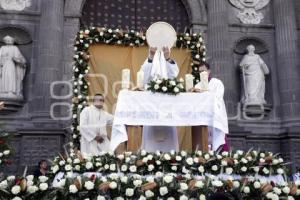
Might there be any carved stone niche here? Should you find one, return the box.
[0,26,32,114]
[233,37,272,120]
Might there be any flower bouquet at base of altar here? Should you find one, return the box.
[147,78,185,95]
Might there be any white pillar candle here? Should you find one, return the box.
[185,74,194,91]
[136,70,144,89]
[200,71,209,90]
[122,68,130,89]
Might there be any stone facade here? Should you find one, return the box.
[0,0,299,174]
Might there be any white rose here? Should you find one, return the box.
[175,156,182,161]
[180,183,188,190]
[199,194,206,200]
[65,164,72,171]
[272,159,279,165]
[288,196,295,200]
[241,158,248,164]
[109,173,119,180]
[156,160,161,165]
[282,186,290,194]
[254,181,261,189]
[225,167,233,175]
[277,168,284,174]
[148,164,155,171]
[173,87,179,93]
[273,187,281,195]
[147,154,153,160]
[253,166,260,172]
[198,166,205,173]
[162,86,168,92]
[109,181,117,189]
[233,181,240,188]
[69,185,78,193]
[164,154,171,160]
[221,160,228,166]
[142,157,148,163]
[186,157,194,165]
[52,165,59,173]
[3,150,10,155]
[195,181,204,188]
[241,166,247,172]
[110,164,116,171]
[212,180,223,187]
[129,165,137,172]
[7,176,16,181]
[217,155,222,160]
[126,188,134,197]
[0,180,8,189]
[145,190,154,197]
[75,165,80,171]
[180,195,188,200]
[27,185,38,193]
[212,165,218,171]
[237,150,244,155]
[154,84,159,90]
[278,158,284,163]
[38,176,49,183]
[243,186,250,193]
[39,183,48,191]
[263,167,270,174]
[11,185,21,195]
[121,176,128,183]
[84,181,94,190]
[133,180,142,187]
[204,154,210,160]
[121,165,128,172]
[97,195,106,200]
[163,175,173,183]
[168,198,175,200]
[171,166,177,171]
[85,162,93,170]
[169,80,176,86]
[159,186,168,196]
[26,175,34,181]
[155,171,163,178]
[11,197,22,200]
[260,153,266,158]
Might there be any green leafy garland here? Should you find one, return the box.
[72,27,206,149]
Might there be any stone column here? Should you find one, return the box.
[31,0,64,120]
[207,0,237,116]
[274,0,300,121]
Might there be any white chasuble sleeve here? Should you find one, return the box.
[166,61,179,79]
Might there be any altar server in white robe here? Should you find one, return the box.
[192,61,229,151]
[140,46,180,152]
[80,94,114,156]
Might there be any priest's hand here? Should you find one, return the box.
[162,46,171,60]
[95,135,104,144]
[149,47,157,60]
[189,87,204,93]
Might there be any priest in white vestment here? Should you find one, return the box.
[140,47,180,152]
[80,94,114,156]
[193,62,229,151]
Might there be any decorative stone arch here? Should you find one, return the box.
[64,0,207,27]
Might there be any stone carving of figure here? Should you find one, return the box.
[239,44,269,104]
[0,35,26,99]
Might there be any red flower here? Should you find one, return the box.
[90,174,96,182]
[0,139,5,144]
[5,160,13,165]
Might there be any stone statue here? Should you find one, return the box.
[240,44,269,104]
[0,35,26,99]
[228,0,270,24]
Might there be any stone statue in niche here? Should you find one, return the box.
[228,0,270,24]
[0,0,31,11]
[0,35,26,99]
[239,44,269,105]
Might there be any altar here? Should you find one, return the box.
[110,90,228,152]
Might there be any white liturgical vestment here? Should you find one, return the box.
[80,105,114,156]
[140,59,179,152]
[195,78,228,150]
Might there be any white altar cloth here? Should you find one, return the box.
[110,90,228,151]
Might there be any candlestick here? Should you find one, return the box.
[136,70,144,89]
[122,68,130,89]
[185,74,194,91]
[200,71,209,90]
